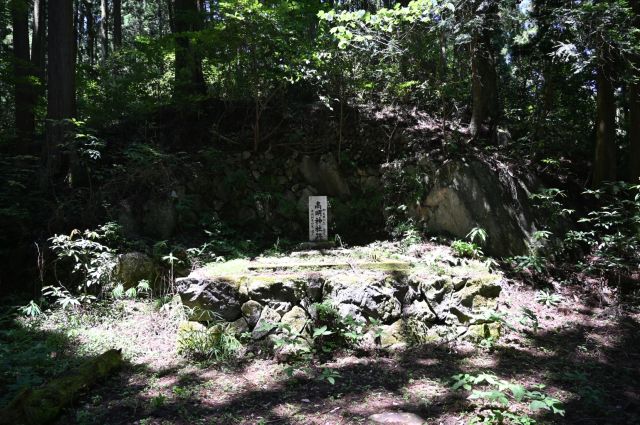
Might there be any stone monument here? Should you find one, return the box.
[308,196,328,241]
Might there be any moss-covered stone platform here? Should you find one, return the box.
[177,242,503,349]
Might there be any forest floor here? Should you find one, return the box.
[1,246,640,425]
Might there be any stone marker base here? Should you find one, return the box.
[295,240,337,251]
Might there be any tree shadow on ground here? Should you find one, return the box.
[67,304,639,425]
[4,300,639,425]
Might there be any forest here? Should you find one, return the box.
[0,0,639,424]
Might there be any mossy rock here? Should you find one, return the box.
[1,349,123,425]
[241,300,263,328]
[252,306,281,340]
[240,275,300,303]
[458,274,502,308]
[468,322,501,342]
[379,320,407,349]
[280,306,309,335]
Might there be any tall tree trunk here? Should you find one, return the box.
[593,65,617,186]
[74,0,80,63]
[630,70,640,183]
[113,0,122,48]
[99,0,108,59]
[45,0,76,184]
[83,0,95,65]
[10,0,35,143]
[629,0,640,182]
[173,0,205,99]
[167,0,176,33]
[31,0,46,81]
[469,0,499,140]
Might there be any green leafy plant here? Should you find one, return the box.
[48,223,120,299]
[565,182,640,283]
[512,231,552,274]
[535,290,563,307]
[451,373,565,424]
[519,308,540,333]
[467,227,488,246]
[18,300,42,318]
[451,240,482,259]
[177,322,242,361]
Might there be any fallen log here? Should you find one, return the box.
[1,348,123,425]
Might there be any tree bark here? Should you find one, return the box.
[10,0,35,143]
[31,0,46,81]
[167,0,175,33]
[45,0,76,183]
[99,0,108,59]
[630,68,640,183]
[173,0,206,99]
[629,0,640,182]
[593,65,617,186]
[83,0,95,65]
[74,0,80,63]
[113,0,122,48]
[469,0,499,140]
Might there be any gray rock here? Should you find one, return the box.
[368,411,426,425]
[116,252,156,289]
[402,300,436,322]
[397,158,540,256]
[267,301,293,316]
[241,300,263,328]
[252,306,281,340]
[299,153,351,198]
[142,198,176,239]
[378,320,407,349]
[305,272,324,302]
[243,276,298,303]
[280,306,308,335]
[228,317,249,335]
[324,274,402,324]
[296,186,317,214]
[177,277,243,321]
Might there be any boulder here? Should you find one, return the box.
[242,275,299,304]
[280,306,308,335]
[142,198,176,239]
[468,322,501,342]
[387,158,540,256]
[252,306,281,340]
[378,320,406,349]
[228,317,250,335]
[457,274,502,312]
[368,411,426,425]
[241,300,263,328]
[116,252,156,289]
[177,276,243,321]
[402,300,437,323]
[324,274,402,324]
[299,153,351,198]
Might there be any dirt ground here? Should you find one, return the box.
[2,237,639,425]
[18,279,632,425]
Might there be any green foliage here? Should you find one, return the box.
[48,223,121,298]
[467,227,488,246]
[0,324,73,407]
[176,323,242,361]
[535,290,562,307]
[17,301,42,318]
[112,280,151,300]
[511,231,552,274]
[451,240,482,259]
[518,308,540,334]
[450,373,565,424]
[564,182,640,281]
